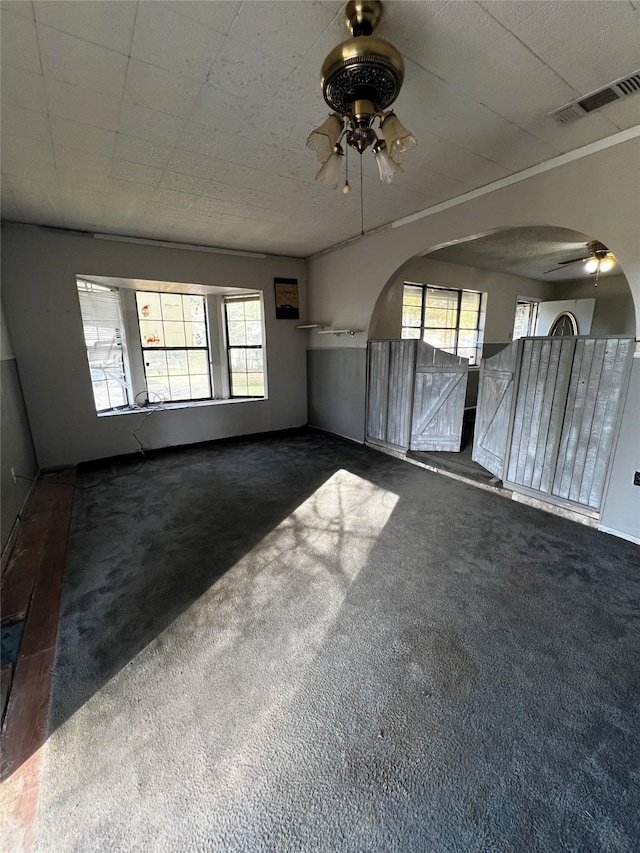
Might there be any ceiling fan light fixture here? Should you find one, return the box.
[307,0,417,195]
[314,145,344,188]
[381,112,417,164]
[306,114,344,164]
[373,140,402,183]
[599,256,615,273]
[584,257,599,274]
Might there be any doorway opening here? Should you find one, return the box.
[367,225,636,512]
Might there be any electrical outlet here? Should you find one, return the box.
[634,471,640,487]
[10,467,17,484]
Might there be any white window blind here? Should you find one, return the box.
[77,280,129,411]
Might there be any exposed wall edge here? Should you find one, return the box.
[597,524,640,545]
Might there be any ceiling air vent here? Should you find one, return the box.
[550,70,640,125]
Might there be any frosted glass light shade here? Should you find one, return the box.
[375,146,402,184]
[315,151,343,188]
[584,258,599,273]
[381,112,417,164]
[599,256,614,272]
[306,114,343,163]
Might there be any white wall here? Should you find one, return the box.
[535,298,595,335]
[1,228,308,468]
[307,136,640,541]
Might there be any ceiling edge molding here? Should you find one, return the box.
[307,127,640,261]
[0,221,304,262]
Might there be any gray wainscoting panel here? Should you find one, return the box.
[482,342,510,359]
[307,347,367,443]
[1,358,38,550]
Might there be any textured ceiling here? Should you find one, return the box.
[429,225,622,281]
[1,0,639,258]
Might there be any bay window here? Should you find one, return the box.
[76,277,266,413]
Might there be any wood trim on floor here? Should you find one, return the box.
[0,472,75,853]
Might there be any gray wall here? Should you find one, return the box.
[556,274,635,336]
[1,302,38,550]
[599,357,640,543]
[307,348,366,442]
[1,226,308,468]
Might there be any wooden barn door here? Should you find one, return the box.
[505,337,575,492]
[505,336,633,511]
[472,341,520,479]
[550,337,634,510]
[410,342,468,451]
[366,340,416,450]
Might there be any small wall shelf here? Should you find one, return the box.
[317,329,362,336]
[296,323,328,329]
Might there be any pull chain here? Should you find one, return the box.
[360,154,364,236]
[343,144,351,194]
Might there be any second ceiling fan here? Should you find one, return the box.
[545,241,616,283]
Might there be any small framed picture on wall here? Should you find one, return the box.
[274,278,299,320]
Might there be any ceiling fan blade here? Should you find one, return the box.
[544,266,567,274]
[556,256,587,266]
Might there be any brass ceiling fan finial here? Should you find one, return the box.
[345,0,383,36]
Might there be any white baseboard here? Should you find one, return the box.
[597,524,640,546]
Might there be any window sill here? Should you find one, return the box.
[97,397,266,417]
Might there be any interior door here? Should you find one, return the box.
[366,340,416,450]
[410,341,468,451]
[472,341,519,478]
[504,336,634,512]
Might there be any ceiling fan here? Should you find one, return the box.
[544,241,616,282]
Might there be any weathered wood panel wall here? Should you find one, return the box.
[504,336,633,511]
[472,342,519,479]
[366,340,468,452]
[366,340,416,449]
[506,337,574,491]
[551,337,634,509]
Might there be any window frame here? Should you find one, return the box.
[135,290,213,405]
[223,294,266,399]
[76,277,267,415]
[77,278,131,413]
[513,297,539,340]
[401,282,485,365]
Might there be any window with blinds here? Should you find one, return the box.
[77,279,130,412]
[224,294,265,397]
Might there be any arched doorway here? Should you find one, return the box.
[365,225,635,513]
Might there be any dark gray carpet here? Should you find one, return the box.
[36,429,640,852]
